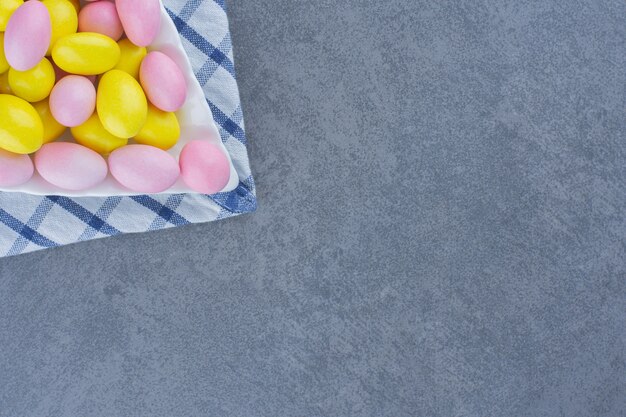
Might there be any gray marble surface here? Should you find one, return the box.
[0,1,624,416]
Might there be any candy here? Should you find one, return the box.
[116,0,161,47]
[179,141,230,194]
[113,39,146,79]
[109,145,179,193]
[0,0,23,32]
[4,1,52,71]
[71,113,128,154]
[32,99,66,143]
[35,142,107,190]
[8,57,56,102]
[140,51,187,112]
[97,69,147,138]
[78,1,124,41]
[49,75,96,127]
[42,0,78,55]
[0,94,44,154]
[134,104,180,150]
[0,33,9,74]
[0,149,34,187]
[66,0,80,14]
[52,32,120,75]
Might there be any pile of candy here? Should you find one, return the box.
[0,0,231,194]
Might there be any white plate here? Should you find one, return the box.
[0,2,239,197]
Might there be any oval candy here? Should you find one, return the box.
[67,0,80,14]
[113,39,146,79]
[78,1,123,41]
[0,149,34,187]
[42,0,78,55]
[0,33,9,74]
[52,32,120,75]
[32,99,66,143]
[8,57,56,102]
[97,69,147,138]
[35,142,108,190]
[49,75,96,127]
[109,145,180,193]
[71,112,128,154]
[4,1,52,71]
[140,51,187,112]
[116,0,161,47]
[134,104,180,150]
[0,94,44,154]
[179,141,230,194]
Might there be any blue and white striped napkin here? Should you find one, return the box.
[0,0,256,257]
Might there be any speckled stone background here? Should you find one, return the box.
[0,1,624,416]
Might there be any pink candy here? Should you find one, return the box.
[179,141,230,194]
[49,75,96,127]
[109,145,180,193]
[78,1,124,41]
[4,1,52,71]
[116,0,161,47]
[35,143,108,191]
[140,51,187,112]
[0,149,34,187]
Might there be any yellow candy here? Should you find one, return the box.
[0,72,11,94]
[113,39,147,79]
[8,58,56,102]
[0,34,9,74]
[71,112,128,154]
[0,94,44,154]
[42,0,78,55]
[0,0,22,31]
[52,33,120,75]
[32,99,66,143]
[97,70,147,138]
[66,0,80,14]
[134,105,180,150]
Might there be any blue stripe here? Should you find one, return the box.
[213,0,226,10]
[147,194,186,230]
[210,179,257,214]
[0,208,58,248]
[179,0,203,21]
[207,101,246,144]
[7,198,56,256]
[166,9,235,76]
[130,196,190,226]
[78,197,123,241]
[47,196,120,236]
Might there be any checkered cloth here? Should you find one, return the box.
[0,0,256,257]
